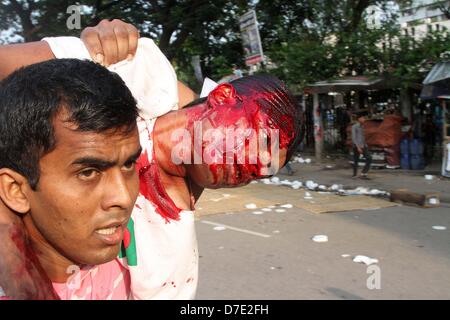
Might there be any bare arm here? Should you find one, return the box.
[0,42,55,80]
[178,81,198,108]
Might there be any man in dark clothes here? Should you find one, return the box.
[351,113,372,179]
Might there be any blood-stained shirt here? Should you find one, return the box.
[43,37,198,300]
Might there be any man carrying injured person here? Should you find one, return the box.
[0,20,303,300]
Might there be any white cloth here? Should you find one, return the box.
[42,36,179,119]
[126,118,198,300]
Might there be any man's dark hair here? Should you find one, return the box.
[0,59,138,190]
[230,74,304,165]
[182,75,304,167]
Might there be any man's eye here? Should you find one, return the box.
[77,169,100,180]
[123,160,136,171]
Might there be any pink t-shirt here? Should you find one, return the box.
[52,258,130,300]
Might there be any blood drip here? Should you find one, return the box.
[2,224,59,299]
[136,150,181,223]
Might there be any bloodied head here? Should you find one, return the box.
[173,74,303,188]
[0,59,141,274]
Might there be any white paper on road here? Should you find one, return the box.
[432,226,447,230]
[428,198,439,205]
[270,177,280,184]
[252,211,263,215]
[202,220,271,238]
[312,235,328,243]
[275,209,286,213]
[245,203,257,209]
[353,255,379,265]
[280,204,293,208]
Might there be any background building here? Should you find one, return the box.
[399,0,450,38]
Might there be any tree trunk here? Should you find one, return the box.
[313,93,323,161]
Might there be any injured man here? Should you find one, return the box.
[0,20,303,300]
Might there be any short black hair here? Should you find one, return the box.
[230,74,303,164]
[182,75,304,166]
[0,59,138,189]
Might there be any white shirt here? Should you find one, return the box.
[42,36,179,119]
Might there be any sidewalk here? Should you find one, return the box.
[279,153,450,204]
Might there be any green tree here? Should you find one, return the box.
[0,0,248,89]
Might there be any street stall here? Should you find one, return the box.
[436,96,450,177]
[303,76,421,167]
[421,61,450,177]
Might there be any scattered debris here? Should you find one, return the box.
[275,209,286,213]
[306,180,318,190]
[353,255,379,266]
[429,198,439,205]
[432,226,447,231]
[424,175,434,181]
[261,208,272,212]
[341,254,351,258]
[280,179,293,186]
[291,156,312,164]
[312,235,328,243]
[304,192,313,200]
[252,211,264,215]
[291,183,302,190]
[280,204,293,208]
[330,184,342,191]
[338,187,389,197]
[245,203,257,209]
[252,173,391,199]
[270,177,280,184]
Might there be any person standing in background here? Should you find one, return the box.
[351,112,372,179]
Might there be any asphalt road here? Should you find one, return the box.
[195,203,450,300]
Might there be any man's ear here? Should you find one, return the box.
[0,168,31,214]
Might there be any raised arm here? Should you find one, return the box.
[0,42,55,80]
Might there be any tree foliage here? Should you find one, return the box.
[1,0,450,91]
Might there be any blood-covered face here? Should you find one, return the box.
[183,83,293,188]
[23,112,141,268]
